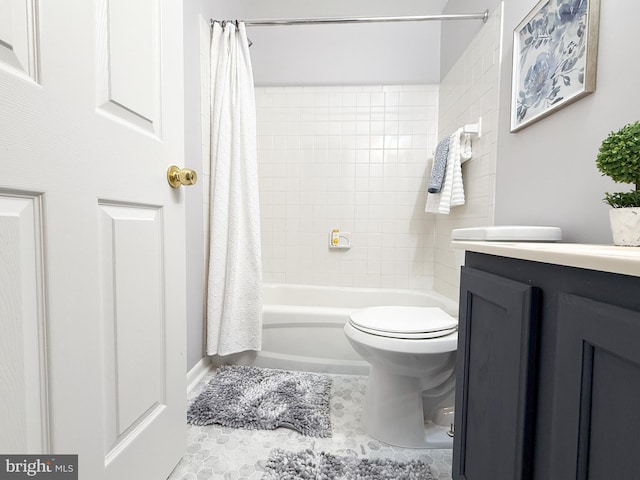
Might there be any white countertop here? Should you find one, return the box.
[452,241,640,278]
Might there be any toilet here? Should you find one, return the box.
[343,305,458,449]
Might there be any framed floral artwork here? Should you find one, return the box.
[511,0,600,132]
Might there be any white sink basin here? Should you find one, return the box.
[451,226,562,242]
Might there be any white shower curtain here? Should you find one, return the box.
[207,21,262,356]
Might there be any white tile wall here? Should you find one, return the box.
[200,7,502,296]
[255,85,439,289]
[433,5,503,300]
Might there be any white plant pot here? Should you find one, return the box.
[609,207,640,246]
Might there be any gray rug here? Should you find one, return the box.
[187,365,332,437]
[262,449,433,480]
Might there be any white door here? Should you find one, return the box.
[0,1,187,479]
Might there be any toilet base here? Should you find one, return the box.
[361,366,455,449]
[366,421,453,449]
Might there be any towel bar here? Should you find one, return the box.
[463,117,482,138]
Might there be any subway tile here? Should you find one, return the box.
[354,177,368,192]
[355,136,370,150]
[368,177,383,192]
[370,93,384,107]
[369,164,384,178]
[356,92,371,108]
[370,107,385,122]
[273,136,286,149]
[342,93,357,106]
[342,121,357,135]
[341,163,356,178]
[285,121,301,135]
[370,121,385,135]
[383,120,399,134]
[284,138,300,152]
[369,150,383,164]
[384,92,400,107]
[356,122,370,136]
[383,135,398,149]
[398,135,412,149]
[328,93,342,107]
[355,150,369,164]
[251,83,470,290]
[369,135,384,150]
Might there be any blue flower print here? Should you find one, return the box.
[515,0,590,124]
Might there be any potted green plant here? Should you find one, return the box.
[596,121,640,246]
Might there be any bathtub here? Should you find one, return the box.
[216,283,459,375]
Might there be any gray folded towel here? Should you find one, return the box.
[428,136,450,193]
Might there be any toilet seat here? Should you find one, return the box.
[349,306,458,339]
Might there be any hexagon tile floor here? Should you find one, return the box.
[166,369,453,480]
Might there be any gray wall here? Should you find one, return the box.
[494,0,640,243]
[203,0,448,85]
[440,0,502,77]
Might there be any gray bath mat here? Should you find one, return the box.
[187,365,332,437]
[262,449,433,480]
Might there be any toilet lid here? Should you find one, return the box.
[349,306,458,339]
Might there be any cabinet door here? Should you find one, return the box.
[453,267,539,480]
[551,294,640,479]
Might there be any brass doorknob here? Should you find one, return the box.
[167,165,198,188]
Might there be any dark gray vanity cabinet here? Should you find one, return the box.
[452,251,640,480]
[452,266,539,480]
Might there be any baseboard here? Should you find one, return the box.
[186,356,212,393]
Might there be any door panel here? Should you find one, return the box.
[96,0,160,133]
[99,204,166,448]
[0,192,48,454]
[0,0,39,81]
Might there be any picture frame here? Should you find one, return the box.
[510,0,600,132]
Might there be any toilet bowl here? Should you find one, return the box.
[344,305,458,449]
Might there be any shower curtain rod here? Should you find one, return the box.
[210,10,489,28]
